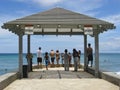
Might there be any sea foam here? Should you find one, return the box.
[115,71,120,76]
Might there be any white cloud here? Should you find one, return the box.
[66,0,102,12]
[0,13,26,53]
[32,36,84,43]
[0,15,16,35]
[1,0,120,53]
[99,36,120,53]
[12,0,103,13]
[30,35,85,53]
[100,43,120,53]
[15,10,33,16]
[101,14,120,25]
[12,0,63,6]
[0,10,32,36]
[63,0,102,13]
[32,0,63,6]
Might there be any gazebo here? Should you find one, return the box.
[1,7,115,78]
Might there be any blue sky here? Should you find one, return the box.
[0,0,120,53]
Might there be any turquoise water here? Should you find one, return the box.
[99,53,120,72]
[0,53,120,75]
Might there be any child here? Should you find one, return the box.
[44,52,49,70]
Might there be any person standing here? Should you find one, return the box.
[73,48,78,71]
[87,43,93,67]
[26,53,33,72]
[50,50,55,66]
[44,52,49,70]
[61,53,64,66]
[56,50,60,65]
[64,49,69,71]
[78,50,81,68]
[37,47,42,68]
[68,52,72,66]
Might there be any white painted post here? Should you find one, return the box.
[18,34,23,78]
[94,33,99,78]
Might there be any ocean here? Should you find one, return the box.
[0,53,120,76]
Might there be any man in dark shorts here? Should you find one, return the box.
[87,43,93,67]
[37,47,42,67]
[50,50,55,65]
[37,57,42,64]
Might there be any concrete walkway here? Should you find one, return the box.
[28,67,94,79]
[4,67,119,90]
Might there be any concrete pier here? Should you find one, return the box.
[4,67,119,90]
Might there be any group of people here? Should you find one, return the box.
[36,43,93,71]
[37,48,61,70]
[63,49,81,71]
[36,47,81,71]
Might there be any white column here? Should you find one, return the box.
[94,33,99,77]
[18,34,23,78]
[84,35,87,71]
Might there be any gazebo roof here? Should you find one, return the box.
[2,7,115,35]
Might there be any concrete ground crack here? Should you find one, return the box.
[57,70,61,79]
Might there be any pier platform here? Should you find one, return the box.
[4,67,119,90]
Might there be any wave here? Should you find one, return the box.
[115,71,120,76]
